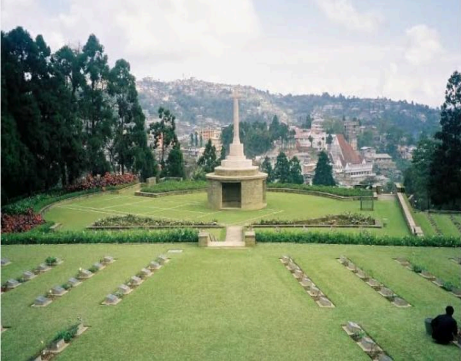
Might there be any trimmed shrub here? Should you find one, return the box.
[2,229,199,245]
[66,172,137,192]
[141,181,206,193]
[255,230,460,248]
[267,183,373,197]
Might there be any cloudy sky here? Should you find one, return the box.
[2,0,460,107]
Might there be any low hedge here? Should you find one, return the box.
[1,229,198,245]
[141,180,206,193]
[254,213,376,226]
[2,182,138,215]
[255,230,460,247]
[267,183,373,197]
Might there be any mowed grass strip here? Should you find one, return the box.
[44,192,409,236]
[2,244,460,361]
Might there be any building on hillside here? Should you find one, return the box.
[343,119,359,150]
[330,134,374,185]
[199,128,222,151]
[294,127,327,152]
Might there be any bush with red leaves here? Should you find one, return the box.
[65,173,137,192]
[1,208,45,233]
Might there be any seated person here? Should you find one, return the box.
[431,306,458,344]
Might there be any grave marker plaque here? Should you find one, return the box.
[23,271,36,281]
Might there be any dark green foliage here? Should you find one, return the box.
[2,229,199,245]
[162,143,185,178]
[197,139,218,173]
[442,281,454,291]
[45,257,57,266]
[221,122,272,158]
[404,137,436,210]
[150,107,177,168]
[268,183,372,197]
[303,115,312,129]
[313,151,335,186]
[141,181,206,193]
[288,156,304,184]
[219,144,227,161]
[261,157,273,182]
[1,27,154,201]
[273,152,290,183]
[108,59,155,179]
[255,231,460,248]
[429,71,461,209]
[412,265,424,273]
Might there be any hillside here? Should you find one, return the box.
[137,77,440,136]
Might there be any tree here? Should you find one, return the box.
[190,133,194,147]
[313,151,336,186]
[261,156,273,183]
[149,107,177,167]
[199,133,203,147]
[326,133,333,147]
[273,152,290,183]
[289,156,304,184]
[197,139,218,173]
[194,132,198,147]
[308,135,314,147]
[80,34,113,175]
[404,137,436,210]
[219,144,226,161]
[304,115,313,129]
[162,142,185,178]
[429,71,461,209]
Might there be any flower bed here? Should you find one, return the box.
[1,208,44,233]
[65,172,137,192]
[253,213,377,227]
[90,215,220,228]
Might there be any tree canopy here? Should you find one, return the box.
[313,151,336,186]
[1,27,155,202]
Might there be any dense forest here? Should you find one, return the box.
[1,27,155,202]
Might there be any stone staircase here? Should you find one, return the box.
[207,226,246,248]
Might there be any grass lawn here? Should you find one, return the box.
[1,244,460,361]
[44,191,410,236]
[432,214,461,237]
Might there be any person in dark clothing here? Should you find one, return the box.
[431,306,458,344]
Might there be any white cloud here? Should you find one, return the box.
[314,0,383,32]
[404,24,442,66]
[1,0,261,64]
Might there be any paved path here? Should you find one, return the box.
[208,226,245,248]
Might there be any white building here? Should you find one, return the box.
[330,134,374,185]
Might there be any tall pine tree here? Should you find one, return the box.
[429,71,461,209]
[273,152,290,183]
[313,151,335,186]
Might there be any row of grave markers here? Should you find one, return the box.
[280,255,335,308]
[31,322,88,361]
[343,321,393,361]
[103,254,169,306]
[2,258,63,293]
[33,256,115,307]
[339,256,411,307]
[395,257,461,299]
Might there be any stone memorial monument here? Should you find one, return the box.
[206,89,267,210]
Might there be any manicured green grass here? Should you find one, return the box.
[1,244,460,361]
[413,212,437,236]
[432,214,461,237]
[44,192,409,236]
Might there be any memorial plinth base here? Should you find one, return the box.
[206,166,267,210]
